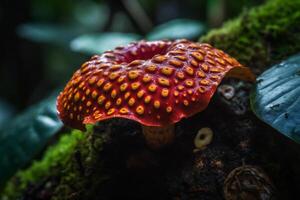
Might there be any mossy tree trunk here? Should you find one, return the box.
[201,0,300,72]
[2,0,300,199]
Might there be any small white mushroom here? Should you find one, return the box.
[218,84,235,100]
[194,127,213,152]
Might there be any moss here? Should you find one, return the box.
[0,129,87,199]
[200,0,300,70]
[51,124,108,200]
[1,120,107,200]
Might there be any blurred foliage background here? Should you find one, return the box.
[0,0,265,129]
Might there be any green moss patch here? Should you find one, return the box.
[201,0,300,70]
[1,130,85,199]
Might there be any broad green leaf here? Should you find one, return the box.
[73,2,109,30]
[251,54,300,143]
[70,32,141,55]
[0,92,63,185]
[17,23,85,45]
[0,99,15,130]
[146,19,206,40]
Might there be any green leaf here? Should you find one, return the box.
[251,54,300,143]
[17,23,85,45]
[0,92,63,185]
[70,32,141,55]
[73,2,109,30]
[146,19,206,40]
[0,99,15,129]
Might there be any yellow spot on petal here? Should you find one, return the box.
[169,59,183,67]
[224,57,236,65]
[79,82,85,89]
[92,91,98,99]
[128,70,139,80]
[144,95,151,104]
[201,63,209,72]
[153,55,166,63]
[185,66,194,76]
[128,97,136,106]
[85,89,91,96]
[158,78,170,87]
[154,100,160,109]
[161,67,174,76]
[191,52,204,61]
[148,84,157,92]
[68,93,72,100]
[197,71,206,78]
[174,55,187,61]
[190,59,198,67]
[94,113,102,119]
[210,75,220,81]
[111,89,117,99]
[176,72,185,79]
[86,101,92,107]
[116,98,122,105]
[97,95,106,105]
[198,87,206,93]
[111,64,121,71]
[174,90,179,97]
[161,88,169,97]
[137,90,145,98]
[103,82,112,91]
[107,108,115,115]
[105,101,111,110]
[183,100,189,106]
[81,66,89,74]
[74,92,80,102]
[109,72,119,80]
[73,76,82,85]
[166,106,172,113]
[120,107,129,114]
[124,92,131,100]
[97,79,105,87]
[177,85,184,91]
[88,76,97,85]
[210,67,221,73]
[120,83,128,92]
[70,113,74,119]
[185,79,194,87]
[142,74,152,83]
[117,76,125,83]
[136,105,144,115]
[200,79,210,85]
[131,82,141,90]
[216,58,226,65]
[146,64,157,72]
[129,60,143,66]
